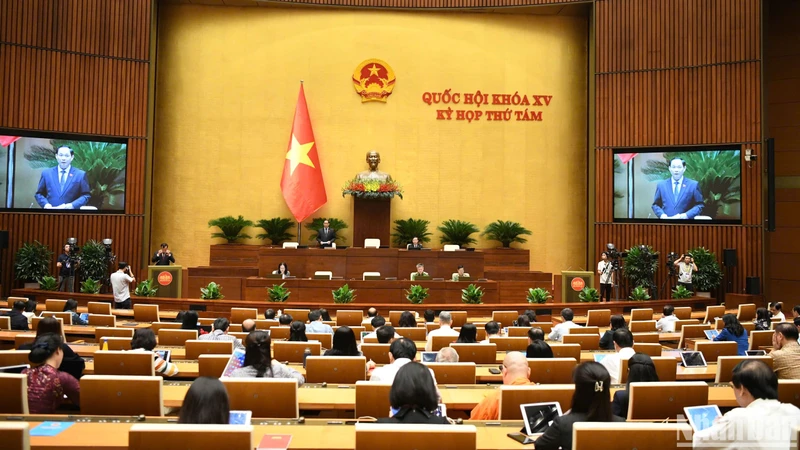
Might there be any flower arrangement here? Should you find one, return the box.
[342,177,403,200]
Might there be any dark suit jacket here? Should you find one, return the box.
[651,177,704,219]
[152,252,175,265]
[611,389,629,419]
[408,243,423,249]
[316,228,336,245]
[34,166,91,209]
[599,329,619,350]
[533,412,626,450]
[19,342,85,380]
[7,311,29,331]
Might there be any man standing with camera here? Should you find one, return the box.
[674,253,698,292]
[56,244,76,292]
[110,262,135,309]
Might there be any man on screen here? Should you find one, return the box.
[34,146,91,209]
[651,157,704,219]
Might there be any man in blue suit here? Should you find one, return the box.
[652,157,704,219]
[34,146,91,209]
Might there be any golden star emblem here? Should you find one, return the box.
[285,134,315,175]
[368,64,380,76]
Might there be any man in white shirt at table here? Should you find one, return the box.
[425,311,459,351]
[548,308,581,342]
[693,360,800,449]
[656,305,680,332]
[305,310,333,334]
[599,329,635,384]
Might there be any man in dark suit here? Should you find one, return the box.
[316,219,336,247]
[651,157,704,219]
[34,146,91,209]
[5,301,30,331]
[152,243,175,265]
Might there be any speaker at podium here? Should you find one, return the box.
[147,265,182,298]
[561,271,594,303]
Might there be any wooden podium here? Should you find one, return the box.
[353,197,391,247]
[561,270,594,303]
[147,265,182,298]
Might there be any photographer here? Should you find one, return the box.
[110,262,135,309]
[56,244,77,292]
[152,243,175,266]
[597,252,613,302]
[674,254,698,292]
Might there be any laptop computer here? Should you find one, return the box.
[222,348,247,377]
[593,354,609,363]
[0,364,29,374]
[360,331,370,341]
[421,352,437,363]
[745,350,767,356]
[155,350,172,363]
[229,410,252,425]
[680,351,708,368]
[703,330,719,340]
[684,405,721,432]
[520,402,563,435]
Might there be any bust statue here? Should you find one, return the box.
[356,150,390,182]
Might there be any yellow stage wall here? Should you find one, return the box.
[152,5,588,274]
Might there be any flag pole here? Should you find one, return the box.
[297,222,302,245]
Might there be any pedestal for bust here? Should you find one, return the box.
[353,197,391,247]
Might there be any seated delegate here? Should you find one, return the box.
[228,330,305,384]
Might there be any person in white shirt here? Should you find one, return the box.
[656,305,680,332]
[481,321,502,344]
[198,317,244,350]
[674,254,698,293]
[305,310,333,334]
[693,360,800,449]
[599,329,635,384]
[362,316,401,341]
[370,338,438,387]
[548,308,581,342]
[597,252,614,302]
[425,311,459,351]
[109,262,135,309]
[771,302,787,323]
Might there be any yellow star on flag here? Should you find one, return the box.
[286,134,315,175]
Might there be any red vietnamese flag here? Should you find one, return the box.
[617,153,638,164]
[280,84,327,222]
[0,136,20,147]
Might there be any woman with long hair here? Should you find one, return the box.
[130,328,179,376]
[62,298,86,325]
[714,313,749,355]
[377,362,448,424]
[274,262,290,278]
[289,321,308,342]
[229,331,304,383]
[19,317,85,380]
[398,311,417,328]
[599,315,627,350]
[23,333,81,414]
[456,323,477,344]
[324,326,360,356]
[755,307,771,331]
[179,377,230,424]
[611,353,659,418]
[534,362,624,449]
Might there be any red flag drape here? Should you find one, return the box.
[617,153,638,164]
[0,136,20,147]
[280,84,327,222]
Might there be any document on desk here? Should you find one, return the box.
[30,422,74,437]
[258,434,292,450]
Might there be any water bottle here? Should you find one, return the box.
[277,309,282,317]
[101,337,108,351]
[303,347,311,368]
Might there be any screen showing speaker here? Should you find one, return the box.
[0,132,127,212]
[613,147,742,224]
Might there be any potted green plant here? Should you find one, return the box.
[200,281,224,299]
[267,283,291,302]
[80,240,111,285]
[671,285,693,299]
[405,285,429,304]
[578,287,600,302]
[687,247,723,296]
[461,284,484,304]
[134,279,159,297]
[629,286,652,301]
[13,241,53,288]
[255,218,296,245]
[306,218,349,244]
[208,215,254,243]
[438,219,479,248]
[391,218,432,248]
[80,278,102,294]
[482,220,532,248]
[526,287,552,304]
[641,151,741,219]
[623,245,659,295]
[38,276,59,291]
[332,284,356,304]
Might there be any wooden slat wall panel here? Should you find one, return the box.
[0,0,151,296]
[595,0,764,297]
[596,64,762,148]
[0,0,151,60]
[596,0,761,73]
[0,45,149,137]
[167,0,588,7]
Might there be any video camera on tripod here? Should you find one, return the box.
[605,243,628,271]
[666,251,680,276]
[66,237,81,266]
